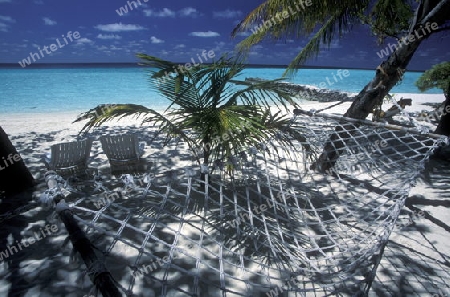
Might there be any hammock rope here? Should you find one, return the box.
[40,112,447,297]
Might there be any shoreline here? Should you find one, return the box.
[0,92,445,135]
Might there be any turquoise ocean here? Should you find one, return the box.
[0,65,440,114]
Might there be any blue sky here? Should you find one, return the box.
[0,0,448,69]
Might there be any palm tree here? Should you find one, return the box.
[74,54,311,178]
[233,0,412,76]
[416,61,450,136]
[232,0,450,171]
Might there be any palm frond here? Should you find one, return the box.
[226,78,298,109]
[73,103,202,163]
[232,0,423,75]
[282,13,344,77]
[233,0,368,38]
[202,105,314,172]
[74,104,155,134]
[364,0,413,43]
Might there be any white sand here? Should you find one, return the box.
[1,92,448,296]
[0,93,444,135]
[0,111,144,136]
[299,93,445,114]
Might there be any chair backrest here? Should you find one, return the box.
[50,138,93,171]
[100,134,140,161]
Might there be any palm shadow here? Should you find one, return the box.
[4,122,446,297]
[370,157,450,296]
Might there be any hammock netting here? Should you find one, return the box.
[39,112,447,297]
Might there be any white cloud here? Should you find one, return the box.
[109,45,122,51]
[0,24,7,32]
[0,0,12,3]
[143,8,175,17]
[75,38,94,46]
[189,31,220,37]
[175,44,185,49]
[95,23,145,32]
[179,7,201,18]
[34,0,44,4]
[0,15,15,22]
[249,51,263,57]
[144,7,200,18]
[150,36,164,44]
[0,15,14,31]
[97,34,122,40]
[213,9,242,19]
[43,17,57,25]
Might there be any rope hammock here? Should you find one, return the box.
[40,111,448,297]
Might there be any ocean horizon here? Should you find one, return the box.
[0,62,432,72]
[0,65,441,114]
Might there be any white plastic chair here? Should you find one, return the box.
[42,138,93,177]
[100,134,146,175]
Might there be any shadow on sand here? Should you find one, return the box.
[370,157,450,297]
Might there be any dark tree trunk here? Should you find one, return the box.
[312,39,423,172]
[312,0,450,172]
[0,126,35,196]
[58,207,122,297]
[44,175,122,297]
[435,92,450,136]
[431,91,450,160]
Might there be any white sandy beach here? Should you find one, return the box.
[0,93,445,135]
[0,92,449,297]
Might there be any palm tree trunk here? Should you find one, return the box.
[0,126,35,196]
[312,0,450,172]
[431,91,450,159]
[44,176,121,297]
[312,38,423,172]
[58,207,122,297]
[435,92,450,136]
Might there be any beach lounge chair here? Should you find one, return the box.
[42,138,93,178]
[100,134,146,175]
